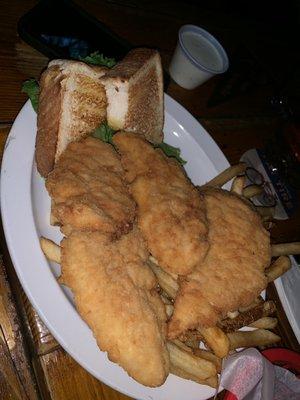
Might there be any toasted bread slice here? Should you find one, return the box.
[100,48,164,143]
[36,60,107,177]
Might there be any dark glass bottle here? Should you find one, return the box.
[266,96,300,189]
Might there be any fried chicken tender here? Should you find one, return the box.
[61,227,169,387]
[168,188,270,339]
[46,137,135,237]
[113,132,209,275]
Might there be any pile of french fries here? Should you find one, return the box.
[40,163,300,389]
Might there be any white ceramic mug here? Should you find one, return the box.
[169,24,229,90]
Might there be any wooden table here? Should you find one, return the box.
[0,1,299,399]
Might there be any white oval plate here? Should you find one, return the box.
[1,94,229,400]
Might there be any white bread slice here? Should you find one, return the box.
[36,60,107,177]
[100,48,164,143]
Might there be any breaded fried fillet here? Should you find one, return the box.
[113,132,209,275]
[46,137,135,237]
[61,228,169,387]
[168,188,270,339]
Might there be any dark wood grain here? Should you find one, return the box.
[38,349,132,400]
[0,259,39,400]
[267,283,300,353]
[21,292,60,357]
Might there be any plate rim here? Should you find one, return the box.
[0,95,229,400]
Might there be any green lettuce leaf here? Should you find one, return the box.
[92,124,186,165]
[79,51,117,68]
[155,142,186,165]
[21,79,39,112]
[91,122,116,143]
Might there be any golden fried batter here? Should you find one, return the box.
[46,137,135,237]
[61,227,169,387]
[46,136,169,386]
[113,132,209,275]
[168,188,270,339]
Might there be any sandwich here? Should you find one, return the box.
[35,60,107,177]
[35,48,164,177]
[100,48,164,143]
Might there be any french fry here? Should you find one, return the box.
[167,341,217,381]
[201,163,247,188]
[200,326,230,358]
[230,176,245,195]
[248,317,278,330]
[271,242,300,257]
[219,301,276,333]
[148,260,178,299]
[265,256,291,282]
[204,375,219,389]
[227,329,281,350]
[40,237,61,264]
[180,326,229,358]
[242,184,264,199]
[170,364,218,388]
[193,348,222,373]
[170,341,219,387]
